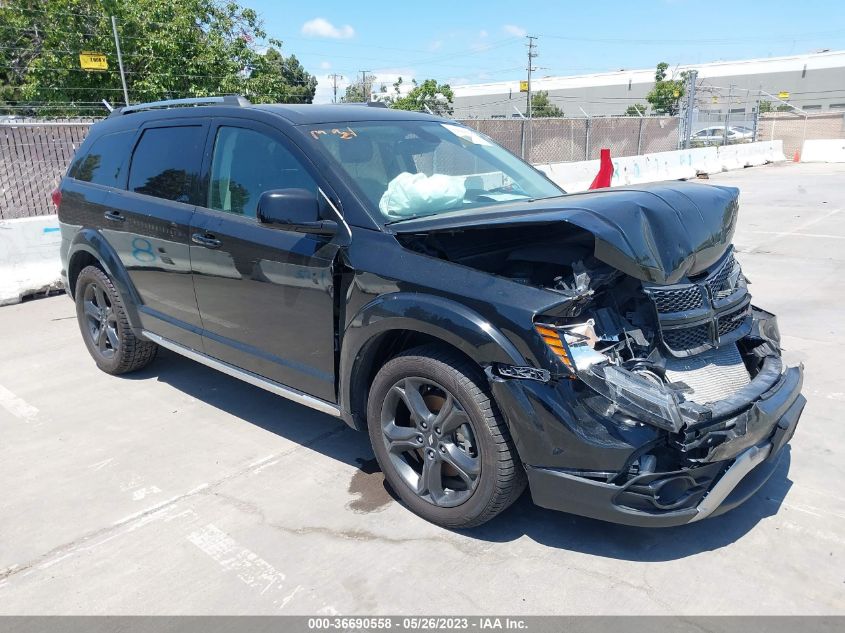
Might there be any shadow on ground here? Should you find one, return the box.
[128,348,793,562]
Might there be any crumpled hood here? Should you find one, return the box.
[390,181,739,284]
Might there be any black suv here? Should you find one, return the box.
[57,96,804,528]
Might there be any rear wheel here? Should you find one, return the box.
[75,265,157,375]
[367,345,525,528]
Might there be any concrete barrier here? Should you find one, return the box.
[800,139,845,163]
[0,214,63,306]
[538,141,786,192]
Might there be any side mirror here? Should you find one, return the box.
[257,189,337,236]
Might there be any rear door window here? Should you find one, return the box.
[69,130,134,187]
[128,126,205,203]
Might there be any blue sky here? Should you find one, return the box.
[248,0,845,103]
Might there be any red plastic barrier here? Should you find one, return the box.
[589,148,614,189]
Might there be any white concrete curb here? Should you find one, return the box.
[0,215,63,306]
[801,139,845,163]
[538,141,786,192]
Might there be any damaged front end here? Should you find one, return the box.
[526,250,804,525]
[394,182,805,526]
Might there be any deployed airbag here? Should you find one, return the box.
[379,172,466,218]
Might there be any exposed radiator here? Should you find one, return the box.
[663,343,751,405]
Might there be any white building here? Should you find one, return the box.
[453,49,845,119]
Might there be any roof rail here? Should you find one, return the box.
[110,95,250,117]
[337,101,388,108]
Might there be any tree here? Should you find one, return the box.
[0,0,317,116]
[250,47,317,104]
[341,74,376,103]
[530,91,563,117]
[625,104,648,116]
[759,100,792,113]
[386,78,454,116]
[645,62,691,116]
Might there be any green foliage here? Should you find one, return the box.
[759,100,792,113]
[530,91,563,117]
[341,74,376,103]
[386,77,454,116]
[625,104,648,116]
[645,62,690,116]
[0,0,317,116]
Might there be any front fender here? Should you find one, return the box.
[68,229,143,334]
[338,292,527,429]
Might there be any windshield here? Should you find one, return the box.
[304,120,564,222]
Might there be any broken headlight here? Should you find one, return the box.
[535,319,610,372]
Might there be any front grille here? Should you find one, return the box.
[717,304,750,338]
[650,286,704,313]
[662,324,711,352]
[707,254,739,299]
[645,249,750,357]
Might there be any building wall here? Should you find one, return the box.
[453,51,845,119]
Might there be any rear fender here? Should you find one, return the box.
[67,229,143,334]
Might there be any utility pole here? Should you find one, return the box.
[682,69,698,149]
[359,70,371,102]
[328,73,343,103]
[525,36,537,119]
[111,16,129,106]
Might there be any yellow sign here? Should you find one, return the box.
[673,89,680,98]
[778,91,790,100]
[519,80,528,92]
[79,52,108,71]
[712,95,719,103]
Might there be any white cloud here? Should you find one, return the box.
[503,24,527,37]
[428,40,443,52]
[320,61,332,69]
[479,29,488,38]
[301,17,355,39]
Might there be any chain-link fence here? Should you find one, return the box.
[1,120,93,219]
[458,116,681,163]
[757,112,845,158]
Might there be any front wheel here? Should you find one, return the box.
[367,345,526,528]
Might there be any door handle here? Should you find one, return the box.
[104,210,125,222]
[191,232,222,249]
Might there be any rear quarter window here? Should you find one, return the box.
[68,130,134,187]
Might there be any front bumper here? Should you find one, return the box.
[515,363,805,527]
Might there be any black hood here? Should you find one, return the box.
[390,181,740,284]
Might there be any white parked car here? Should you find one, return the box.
[692,126,754,145]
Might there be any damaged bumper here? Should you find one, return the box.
[495,360,804,527]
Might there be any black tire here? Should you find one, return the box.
[74,265,157,375]
[367,344,526,528]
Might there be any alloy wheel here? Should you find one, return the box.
[82,281,119,359]
[380,377,481,507]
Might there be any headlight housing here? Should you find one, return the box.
[535,319,609,372]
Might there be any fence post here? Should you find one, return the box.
[637,117,644,155]
[585,117,591,160]
[520,118,526,160]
